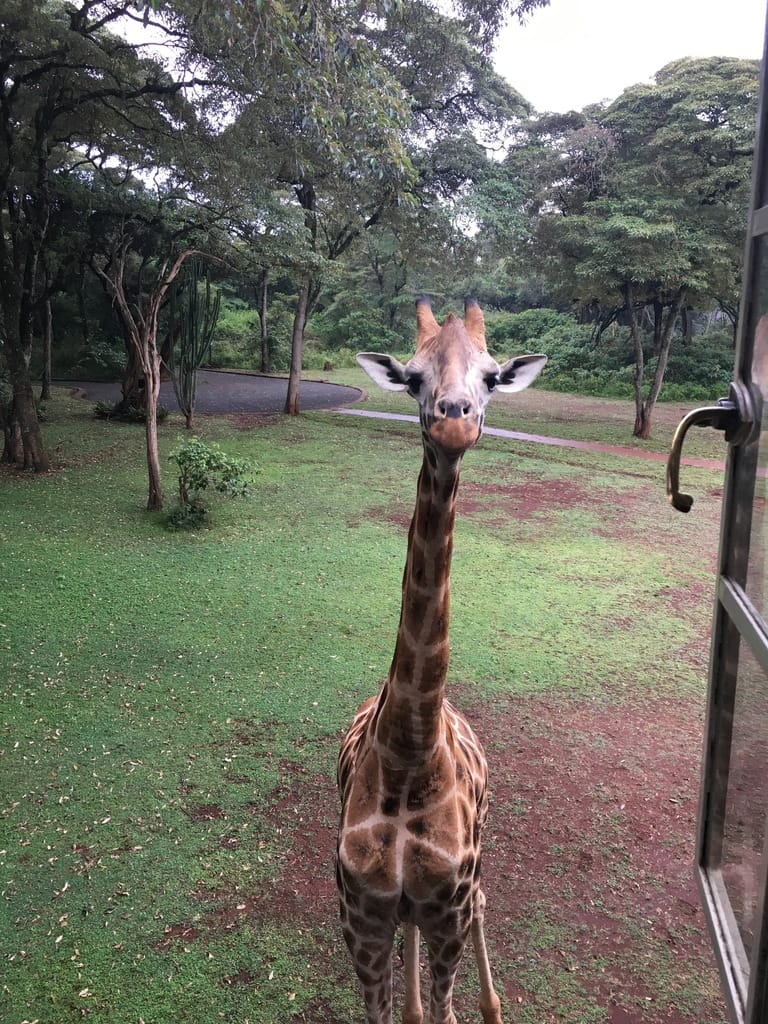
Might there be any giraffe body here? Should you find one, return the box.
[337,299,546,1024]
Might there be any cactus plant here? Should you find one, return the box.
[167,259,221,429]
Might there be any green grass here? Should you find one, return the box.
[0,388,726,1023]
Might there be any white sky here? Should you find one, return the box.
[494,0,767,112]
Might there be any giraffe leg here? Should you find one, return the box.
[402,923,423,1024]
[471,888,502,1024]
[421,914,470,1024]
[340,913,396,1024]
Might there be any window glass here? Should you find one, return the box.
[747,235,768,616]
[721,634,768,963]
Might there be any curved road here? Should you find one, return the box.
[58,370,724,471]
[58,368,363,415]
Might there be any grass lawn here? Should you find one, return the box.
[0,381,729,1023]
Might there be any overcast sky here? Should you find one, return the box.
[494,0,767,113]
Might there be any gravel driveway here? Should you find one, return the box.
[57,369,362,415]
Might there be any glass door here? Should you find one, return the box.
[670,11,768,1021]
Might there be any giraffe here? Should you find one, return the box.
[336,297,547,1024]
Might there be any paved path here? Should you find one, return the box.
[58,369,363,415]
[337,408,727,471]
[59,371,725,471]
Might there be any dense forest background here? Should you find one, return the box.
[0,0,759,474]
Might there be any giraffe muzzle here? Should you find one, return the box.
[428,414,481,452]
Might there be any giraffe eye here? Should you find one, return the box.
[406,373,423,394]
[485,374,499,392]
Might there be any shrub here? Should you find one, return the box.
[302,346,359,371]
[167,436,252,529]
[210,297,293,373]
[210,304,260,368]
[309,303,410,355]
[70,335,128,380]
[532,319,734,402]
[485,309,576,354]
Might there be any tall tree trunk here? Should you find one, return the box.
[681,306,693,346]
[78,264,90,349]
[636,290,686,439]
[651,299,664,355]
[119,345,145,411]
[3,340,50,471]
[40,296,53,401]
[625,285,647,438]
[258,271,269,373]
[144,340,163,510]
[285,276,311,416]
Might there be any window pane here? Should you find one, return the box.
[721,635,768,962]
[746,234,768,616]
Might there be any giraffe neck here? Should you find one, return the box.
[375,449,461,762]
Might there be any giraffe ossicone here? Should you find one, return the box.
[337,298,547,1024]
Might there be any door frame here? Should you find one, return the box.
[696,8,768,1021]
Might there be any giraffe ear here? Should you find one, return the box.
[356,352,409,391]
[495,354,548,393]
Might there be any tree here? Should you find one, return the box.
[522,57,758,436]
[0,0,208,471]
[303,1,535,345]
[91,219,205,508]
[168,259,221,430]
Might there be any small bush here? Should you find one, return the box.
[70,336,128,380]
[309,304,410,355]
[167,436,252,529]
[302,346,359,371]
[485,309,576,354]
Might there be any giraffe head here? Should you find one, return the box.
[357,298,547,458]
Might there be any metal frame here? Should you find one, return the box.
[695,7,768,1021]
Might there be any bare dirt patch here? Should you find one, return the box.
[459,478,597,524]
[160,693,726,1022]
[326,691,719,1020]
[471,693,726,1023]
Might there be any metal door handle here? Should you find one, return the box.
[666,382,760,513]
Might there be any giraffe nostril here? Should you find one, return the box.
[437,400,472,420]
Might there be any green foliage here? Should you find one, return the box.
[310,302,409,355]
[168,436,252,528]
[485,309,577,353]
[301,346,359,371]
[211,296,295,373]
[63,335,128,380]
[211,301,261,368]
[539,320,734,400]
